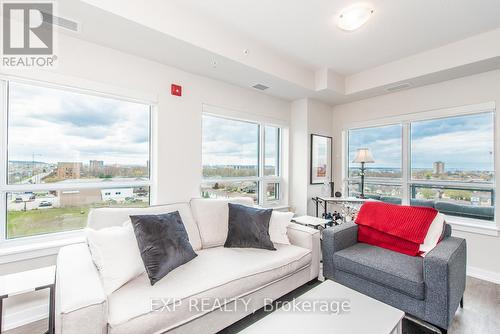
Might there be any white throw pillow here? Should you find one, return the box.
[419,213,445,257]
[86,223,145,295]
[269,211,294,245]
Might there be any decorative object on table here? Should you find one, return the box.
[352,148,375,198]
[330,181,335,197]
[312,196,369,221]
[0,266,56,334]
[310,134,332,184]
[321,181,331,196]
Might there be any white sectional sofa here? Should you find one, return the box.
[55,198,320,334]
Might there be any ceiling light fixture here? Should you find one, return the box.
[337,3,374,31]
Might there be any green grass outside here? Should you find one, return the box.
[7,202,149,239]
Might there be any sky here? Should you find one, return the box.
[202,115,279,168]
[348,112,494,171]
[8,82,150,166]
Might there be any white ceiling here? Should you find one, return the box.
[61,0,500,105]
[177,0,500,74]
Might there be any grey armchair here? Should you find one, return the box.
[322,222,466,333]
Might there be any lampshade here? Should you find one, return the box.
[352,148,375,163]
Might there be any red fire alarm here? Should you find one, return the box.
[171,84,182,96]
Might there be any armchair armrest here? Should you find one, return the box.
[321,222,359,279]
[424,236,467,329]
[56,243,108,334]
[287,223,320,280]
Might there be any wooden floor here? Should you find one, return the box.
[5,276,499,334]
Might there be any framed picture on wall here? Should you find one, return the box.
[310,134,332,185]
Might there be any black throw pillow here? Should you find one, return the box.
[224,203,275,250]
[130,211,197,285]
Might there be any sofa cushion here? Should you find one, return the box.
[87,203,202,251]
[86,224,145,295]
[225,204,275,250]
[130,212,198,285]
[190,198,254,248]
[333,243,425,300]
[107,244,311,334]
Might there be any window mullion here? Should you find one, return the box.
[258,124,265,205]
[0,80,7,242]
[402,122,410,205]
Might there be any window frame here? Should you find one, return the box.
[0,78,156,246]
[201,112,286,207]
[342,102,498,235]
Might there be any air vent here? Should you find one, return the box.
[385,83,412,92]
[42,12,79,32]
[252,84,270,91]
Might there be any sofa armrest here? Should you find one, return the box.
[321,222,358,279]
[423,236,467,329]
[56,243,108,334]
[287,223,320,280]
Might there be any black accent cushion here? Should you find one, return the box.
[130,211,197,285]
[224,203,275,250]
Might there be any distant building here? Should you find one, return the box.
[58,189,101,207]
[57,162,82,179]
[433,161,445,174]
[89,160,104,173]
[101,188,134,202]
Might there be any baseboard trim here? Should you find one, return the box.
[3,303,48,331]
[467,266,500,285]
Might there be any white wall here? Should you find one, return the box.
[0,32,291,329]
[332,69,500,282]
[290,99,309,215]
[289,98,333,216]
[307,99,334,216]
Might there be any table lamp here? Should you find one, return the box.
[352,148,375,198]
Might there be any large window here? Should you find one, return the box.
[201,114,283,205]
[1,80,152,239]
[346,109,495,223]
[348,124,403,200]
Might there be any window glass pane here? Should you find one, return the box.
[200,181,258,203]
[202,115,259,178]
[7,187,150,239]
[411,112,494,183]
[7,82,150,184]
[348,182,402,203]
[410,185,494,221]
[265,183,280,202]
[348,124,402,179]
[264,126,280,176]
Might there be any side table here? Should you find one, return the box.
[0,265,56,334]
[292,215,331,230]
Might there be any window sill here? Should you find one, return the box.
[445,215,499,237]
[0,231,86,264]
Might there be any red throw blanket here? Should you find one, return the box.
[355,202,438,256]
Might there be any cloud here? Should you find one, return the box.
[8,82,150,165]
[349,113,494,170]
[202,115,259,165]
